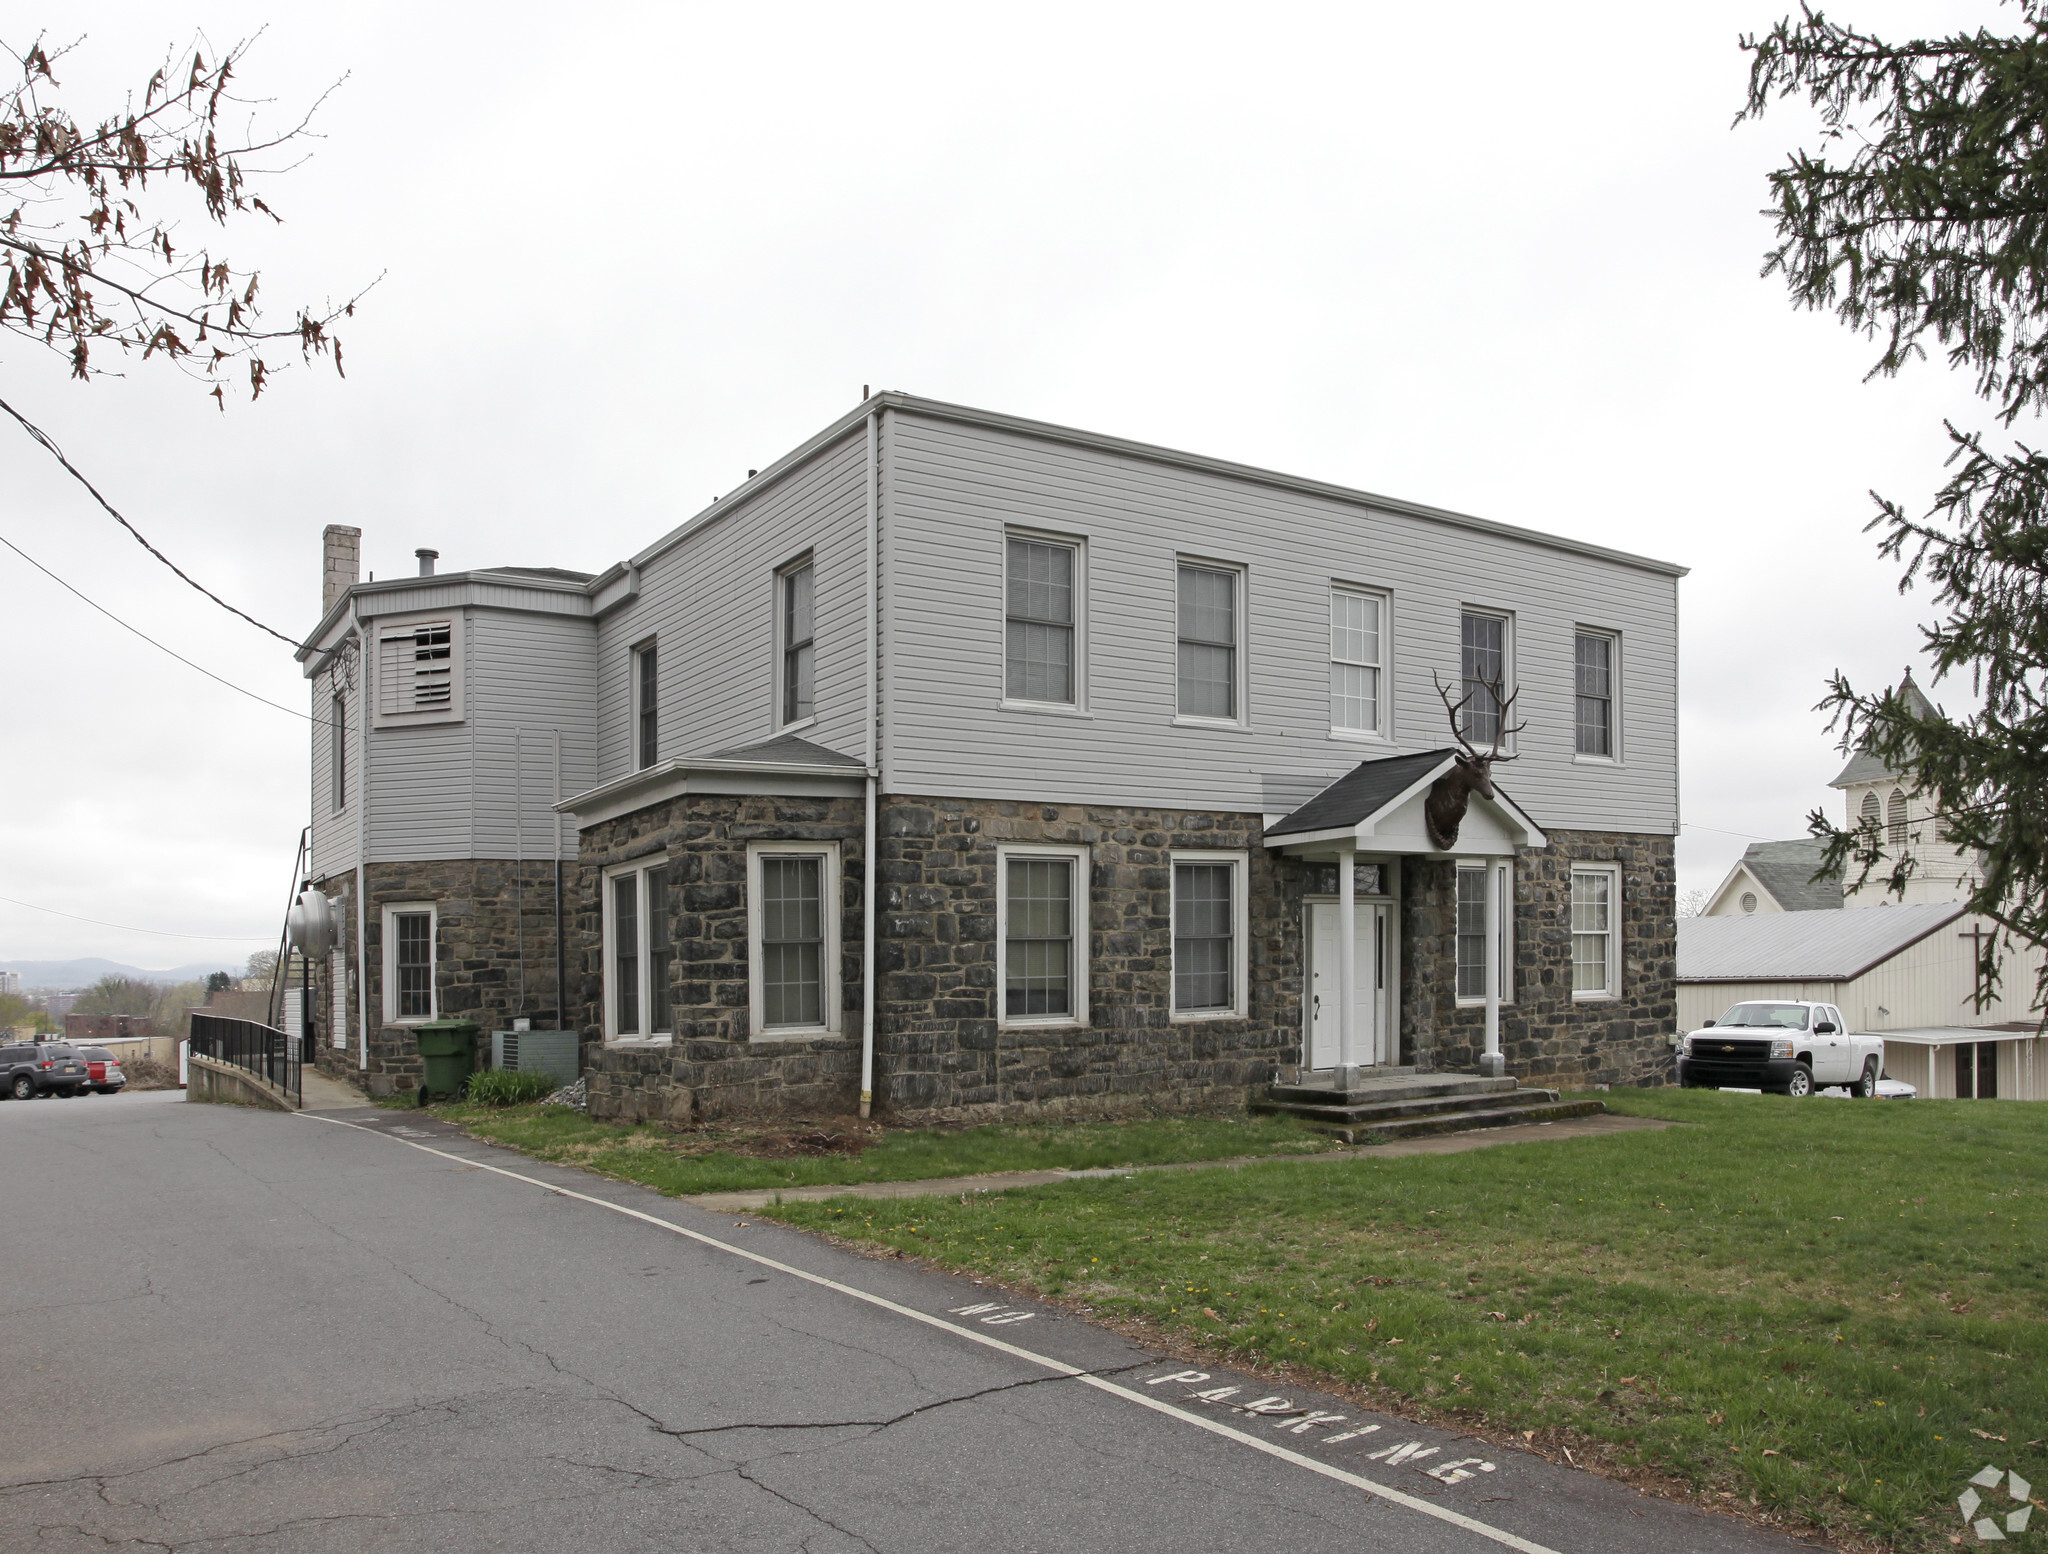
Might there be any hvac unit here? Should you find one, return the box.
[490,1029,580,1088]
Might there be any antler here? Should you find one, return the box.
[1433,670,1527,763]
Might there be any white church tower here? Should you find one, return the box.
[1826,669,1981,908]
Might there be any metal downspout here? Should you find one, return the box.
[352,598,370,1071]
[860,404,880,1120]
[554,729,566,1033]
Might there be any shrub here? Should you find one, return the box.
[464,1069,558,1107]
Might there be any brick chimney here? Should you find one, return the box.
[322,525,361,616]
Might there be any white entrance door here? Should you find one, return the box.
[1307,902,1394,1069]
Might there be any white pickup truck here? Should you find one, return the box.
[1676,999,1887,1097]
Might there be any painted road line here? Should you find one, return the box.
[298,1112,1560,1554]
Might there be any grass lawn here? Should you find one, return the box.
[433,1101,1338,1196]
[762,1088,2047,1552]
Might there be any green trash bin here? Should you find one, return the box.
[412,1017,480,1107]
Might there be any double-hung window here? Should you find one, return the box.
[1570,867,1620,1000]
[1330,587,1386,737]
[748,842,841,1039]
[1459,610,1509,745]
[606,860,672,1040]
[1454,862,1514,1004]
[381,903,437,1023]
[998,844,1089,1025]
[1574,631,1616,758]
[1170,851,1248,1018]
[1177,562,1242,722]
[780,559,815,727]
[634,641,659,769]
[1004,535,1079,706]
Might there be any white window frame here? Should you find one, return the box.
[1172,556,1250,730]
[1569,864,1622,1002]
[995,842,1091,1029]
[632,638,659,771]
[370,612,465,728]
[1168,849,1250,1021]
[1329,583,1392,743]
[775,554,817,734]
[380,902,437,1025]
[1572,627,1622,765]
[1456,606,1514,752]
[1453,859,1516,1007]
[602,857,673,1044]
[1000,527,1090,717]
[747,840,843,1042]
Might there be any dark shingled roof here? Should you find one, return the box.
[1829,672,1940,787]
[1264,749,1459,839]
[1739,839,1845,912]
[705,734,865,767]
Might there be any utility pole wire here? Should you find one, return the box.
[0,394,304,649]
[0,891,270,942]
[0,529,317,724]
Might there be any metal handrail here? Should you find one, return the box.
[188,1013,302,1109]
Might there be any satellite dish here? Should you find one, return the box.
[287,890,336,959]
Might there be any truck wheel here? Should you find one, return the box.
[1850,1057,1880,1098]
[1784,1064,1814,1098]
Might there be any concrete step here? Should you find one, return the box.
[1267,1073,1517,1107]
[1301,1096,1608,1146]
[1254,1086,1564,1126]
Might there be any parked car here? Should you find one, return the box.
[0,1040,90,1099]
[1676,1000,1887,1098]
[75,1046,126,1095]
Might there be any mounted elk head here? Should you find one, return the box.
[1424,671,1526,851]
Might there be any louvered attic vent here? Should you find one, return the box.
[374,618,463,726]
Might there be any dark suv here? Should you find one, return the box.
[0,1041,89,1100]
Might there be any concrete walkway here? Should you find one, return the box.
[299,1066,371,1111]
[685,1111,1675,1210]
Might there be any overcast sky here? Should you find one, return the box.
[1,0,2007,973]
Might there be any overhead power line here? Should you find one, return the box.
[0,529,316,724]
[0,892,270,942]
[0,393,303,649]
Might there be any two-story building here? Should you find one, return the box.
[298,394,1683,1120]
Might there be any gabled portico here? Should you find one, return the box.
[1265,749,1547,1084]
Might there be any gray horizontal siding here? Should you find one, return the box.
[309,668,354,878]
[466,610,599,859]
[595,431,870,780]
[880,412,1679,835]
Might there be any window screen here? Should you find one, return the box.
[1330,590,1381,733]
[1460,613,1505,744]
[394,911,433,1020]
[1574,633,1612,756]
[1172,862,1234,1011]
[760,855,824,1027]
[1177,565,1237,719]
[1005,539,1075,704]
[1005,858,1074,1018]
[782,564,815,725]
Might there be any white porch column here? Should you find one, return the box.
[1482,860,1503,1077]
[1337,843,1357,1086]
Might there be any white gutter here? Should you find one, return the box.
[861,404,881,1120]
[352,597,370,1072]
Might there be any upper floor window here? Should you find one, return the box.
[381,903,437,1023]
[1330,587,1385,736]
[329,692,348,812]
[1005,536,1078,706]
[1574,631,1616,758]
[1177,562,1240,722]
[1860,791,1881,832]
[780,560,815,726]
[1887,789,1908,847]
[634,641,659,769]
[373,616,464,727]
[1459,611,1508,745]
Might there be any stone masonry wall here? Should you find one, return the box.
[571,794,869,1124]
[308,859,566,1098]
[1400,830,1677,1089]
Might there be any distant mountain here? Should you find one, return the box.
[0,957,242,991]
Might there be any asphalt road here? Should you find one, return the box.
[1,1090,1812,1554]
